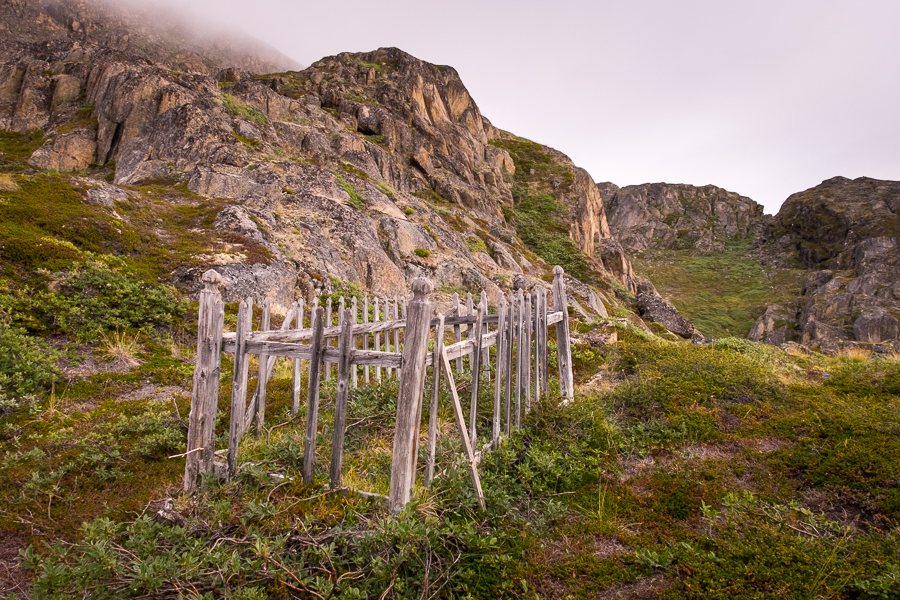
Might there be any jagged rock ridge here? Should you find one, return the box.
[602,181,765,254]
[0,0,638,319]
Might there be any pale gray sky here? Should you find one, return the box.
[156,0,900,214]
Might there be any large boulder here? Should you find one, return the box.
[636,293,695,338]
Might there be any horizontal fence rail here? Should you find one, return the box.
[184,266,574,513]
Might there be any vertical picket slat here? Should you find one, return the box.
[452,293,463,372]
[227,297,253,477]
[525,292,532,414]
[504,292,515,436]
[384,297,393,379]
[392,295,401,379]
[325,298,333,381]
[552,267,574,402]
[493,292,506,450]
[466,292,474,372]
[540,288,550,397]
[399,296,407,379]
[515,289,525,429]
[292,298,304,415]
[480,291,490,383]
[329,309,354,488]
[302,307,325,485]
[388,279,433,513]
[374,297,382,382]
[363,296,370,384]
[468,301,485,445]
[425,315,445,487]
[351,296,358,388]
[252,298,272,436]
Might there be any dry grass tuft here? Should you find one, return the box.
[0,173,18,192]
[99,329,143,369]
[838,345,871,363]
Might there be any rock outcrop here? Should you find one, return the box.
[750,177,900,352]
[636,293,696,338]
[1,1,637,309]
[603,182,765,254]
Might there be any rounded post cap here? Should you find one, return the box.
[411,277,434,296]
[201,269,224,286]
[552,265,564,276]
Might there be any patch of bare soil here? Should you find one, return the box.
[0,531,30,599]
[597,575,669,599]
[118,384,188,403]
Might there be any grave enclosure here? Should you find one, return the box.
[184,266,575,513]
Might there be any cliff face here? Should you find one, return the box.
[750,177,900,351]
[0,1,634,317]
[603,182,765,254]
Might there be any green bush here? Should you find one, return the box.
[334,174,365,210]
[0,320,59,411]
[414,247,430,258]
[2,258,187,339]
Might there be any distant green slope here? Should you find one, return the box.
[633,238,806,338]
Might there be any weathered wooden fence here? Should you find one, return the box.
[184,266,573,513]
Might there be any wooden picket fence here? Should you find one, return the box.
[184,266,574,513]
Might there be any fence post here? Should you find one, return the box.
[388,278,433,513]
[227,297,253,477]
[351,296,358,388]
[552,266,574,402]
[302,307,325,484]
[254,298,271,436]
[525,292,532,414]
[329,309,354,488]
[184,270,224,491]
[325,298,333,380]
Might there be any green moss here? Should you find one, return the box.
[465,236,488,253]
[230,131,260,149]
[221,93,268,126]
[414,247,430,258]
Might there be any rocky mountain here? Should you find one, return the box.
[0,0,300,74]
[0,0,643,324]
[602,181,765,254]
[749,176,900,352]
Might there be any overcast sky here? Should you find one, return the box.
[160,0,899,214]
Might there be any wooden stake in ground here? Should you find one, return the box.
[302,307,325,485]
[363,296,370,384]
[351,296,358,388]
[325,298,333,381]
[329,309,354,489]
[388,278,433,514]
[184,270,225,491]
[439,345,486,511]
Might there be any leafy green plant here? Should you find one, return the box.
[334,173,365,210]
[414,247,430,258]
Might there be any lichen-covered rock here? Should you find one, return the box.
[748,304,796,346]
[28,129,96,171]
[636,293,696,338]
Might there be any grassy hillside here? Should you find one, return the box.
[633,238,806,338]
[4,318,899,598]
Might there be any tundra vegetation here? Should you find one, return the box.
[1,137,899,598]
